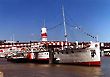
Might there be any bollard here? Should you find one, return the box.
[0,72,3,77]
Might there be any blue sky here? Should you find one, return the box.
[0,0,110,42]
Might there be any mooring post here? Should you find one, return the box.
[49,48,54,64]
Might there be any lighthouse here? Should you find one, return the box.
[41,21,47,41]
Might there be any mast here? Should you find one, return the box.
[62,4,67,42]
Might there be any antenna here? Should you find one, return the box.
[11,34,14,46]
[12,34,14,42]
[43,19,45,28]
[96,35,98,42]
[62,4,67,42]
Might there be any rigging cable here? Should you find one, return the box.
[47,23,63,31]
[66,22,97,40]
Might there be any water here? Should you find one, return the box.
[0,57,109,77]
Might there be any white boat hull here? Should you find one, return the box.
[38,52,49,61]
[54,42,100,66]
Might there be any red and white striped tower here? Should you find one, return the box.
[41,21,47,41]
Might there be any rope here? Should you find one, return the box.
[47,23,63,31]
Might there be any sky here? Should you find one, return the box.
[0,0,110,42]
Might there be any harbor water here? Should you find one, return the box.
[0,57,109,77]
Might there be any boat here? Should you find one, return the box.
[7,51,28,63]
[34,41,100,66]
[54,41,100,66]
[32,24,100,66]
[6,47,28,62]
[35,4,101,66]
